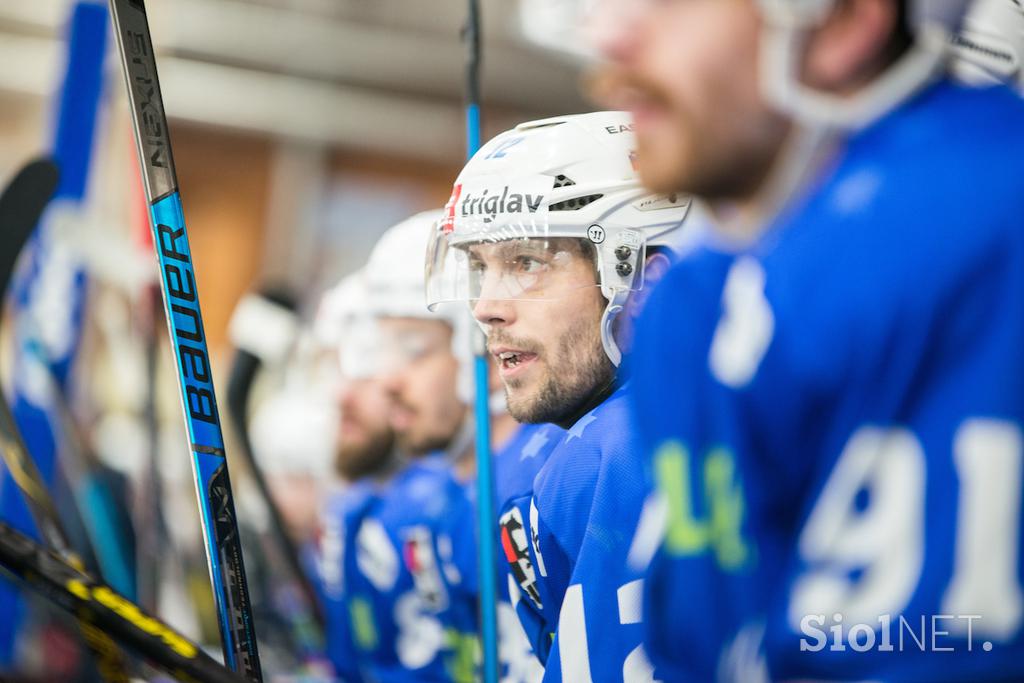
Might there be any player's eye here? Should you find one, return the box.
[468,254,487,274]
[513,255,546,274]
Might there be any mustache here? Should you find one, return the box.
[389,395,416,416]
[487,330,541,356]
[585,64,671,112]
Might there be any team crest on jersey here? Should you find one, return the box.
[499,507,542,609]
[402,526,449,612]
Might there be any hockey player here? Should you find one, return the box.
[426,110,692,680]
[322,211,519,682]
[593,0,1024,679]
[318,274,399,486]
[314,271,400,681]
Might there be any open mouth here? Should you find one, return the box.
[493,348,538,377]
[388,402,415,432]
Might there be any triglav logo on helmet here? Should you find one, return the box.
[460,186,545,224]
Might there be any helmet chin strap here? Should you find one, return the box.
[760,16,951,130]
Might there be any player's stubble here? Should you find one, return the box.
[495,299,613,426]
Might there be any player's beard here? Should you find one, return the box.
[394,421,455,458]
[498,313,614,426]
[335,429,396,481]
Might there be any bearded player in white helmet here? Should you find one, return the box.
[587,0,1024,680]
[322,211,540,682]
[428,110,693,681]
[321,214,477,683]
[313,270,402,681]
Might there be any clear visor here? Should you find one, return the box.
[426,230,604,308]
[339,315,451,380]
[338,316,382,380]
[374,323,447,376]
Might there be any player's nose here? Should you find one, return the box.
[588,0,644,63]
[472,295,516,327]
[337,381,359,412]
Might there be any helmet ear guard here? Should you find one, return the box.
[593,225,647,366]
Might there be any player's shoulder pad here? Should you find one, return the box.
[323,479,378,520]
[385,455,466,522]
[532,388,634,509]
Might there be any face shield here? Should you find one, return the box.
[338,314,383,381]
[374,318,453,374]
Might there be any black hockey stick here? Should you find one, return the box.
[0,520,247,683]
[226,288,326,657]
[0,158,133,682]
[135,283,167,614]
[29,350,138,600]
[108,1,262,678]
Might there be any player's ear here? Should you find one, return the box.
[633,251,673,315]
[802,0,900,91]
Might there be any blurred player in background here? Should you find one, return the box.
[319,212,485,682]
[427,110,693,681]
[316,270,404,681]
[592,0,1024,679]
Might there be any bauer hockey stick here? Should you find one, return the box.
[0,158,132,682]
[462,3,500,682]
[0,520,246,683]
[107,1,263,678]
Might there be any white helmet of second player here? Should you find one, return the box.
[426,111,692,366]
[315,270,381,381]
[365,210,475,404]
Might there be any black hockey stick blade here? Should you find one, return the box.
[0,158,71,554]
[0,159,58,296]
[0,521,247,683]
[226,287,327,645]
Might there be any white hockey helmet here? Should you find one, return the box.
[518,0,597,63]
[425,111,691,366]
[756,0,974,128]
[365,210,474,404]
[950,0,1024,89]
[314,270,380,381]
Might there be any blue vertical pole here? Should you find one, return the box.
[463,2,499,682]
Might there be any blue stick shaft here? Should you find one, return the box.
[466,54,500,683]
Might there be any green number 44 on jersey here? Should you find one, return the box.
[655,441,752,571]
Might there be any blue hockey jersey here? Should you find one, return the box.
[502,388,658,682]
[630,82,1024,682]
[318,480,378,682]
[495,422,565,682]
[318,456,477,682]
